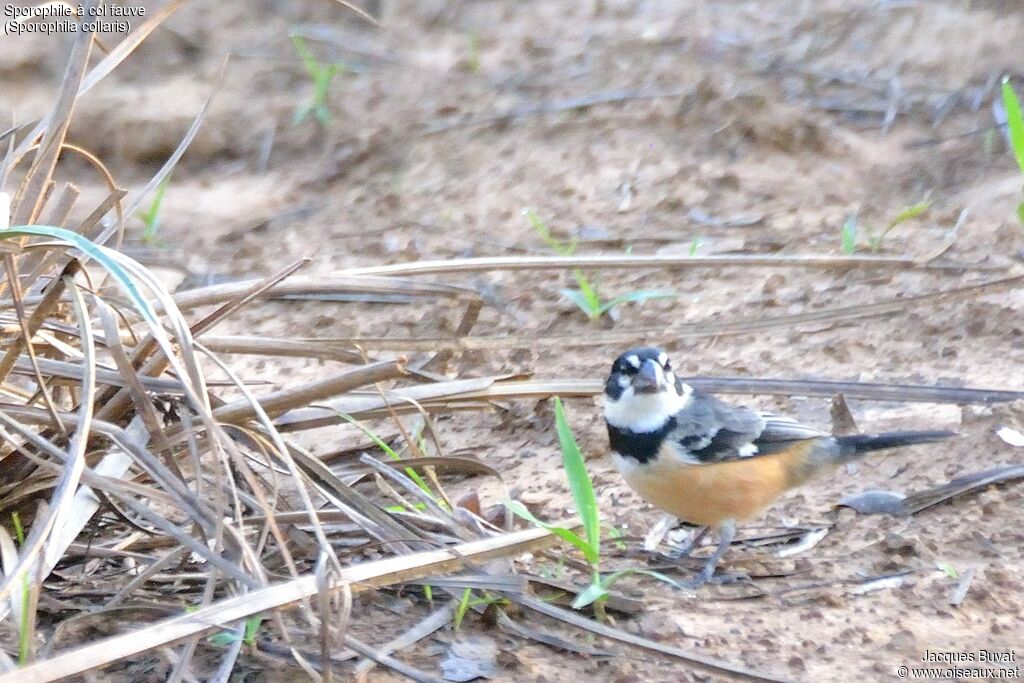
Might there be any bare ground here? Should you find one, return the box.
[4,0,1024,680]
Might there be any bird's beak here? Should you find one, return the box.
[631,360,661,394]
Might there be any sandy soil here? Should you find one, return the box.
[5,0,1024,680]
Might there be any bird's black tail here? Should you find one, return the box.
[836,430,956,457]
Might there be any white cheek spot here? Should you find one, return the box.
[617,376,630,389]
[626,354,641,369]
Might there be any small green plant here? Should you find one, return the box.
[136,175,170,245]
[18,575,31,664]
[291,35,346,126]
[869,198,932,251]
[465,30,481,73]
[505,398,683,615]
[1001,77,1024,225]
[11,511,24,545]
[839,199,931,254]
[452,588,505,630]
[936,562,959,579]
[687,237,702,256]
[524,209,674,321]
[207,615,263,647]
[333,411,439,507]
[12,512,30,664]
[841,213,858,255]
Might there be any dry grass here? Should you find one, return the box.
[0,12,790,682]
[2,8,1019,683]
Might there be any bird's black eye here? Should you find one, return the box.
[619,362,637,375]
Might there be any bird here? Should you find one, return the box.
[603,346,955,588]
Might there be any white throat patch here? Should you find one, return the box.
[604,383,693,433]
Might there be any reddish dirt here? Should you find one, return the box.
[5,0,1024,681]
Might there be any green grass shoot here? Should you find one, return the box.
[453,588,473,630]
[465,30,481,73]
[137,175,170,245]
[1000,77,1024,225]
[243,615,262,646]
[869,197,931,251]
[525,209,674,321]
[331,410,439,507]
[841,213,858,255]
[840,199,931,254]
[12,512,23,546]
[291,35,346,126]
[451,589,505,630]
[506,398,692,612]
[505,397,605,610]
[18,574,31,664]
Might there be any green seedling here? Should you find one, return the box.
[332,411,440,508]
[12,512,23,546]
[207,615,262,648]
[937,562,959,580]
[465,30,481,73]
[839,199,931,254]
[687,237,702,256]
[136,175,170,245]
[505,398,685,617]
[452,589,505,630]
[291,35,346,126]
[18,575,31,664]
[453,587,473,630]
[869,198,932,251]
[525,209,674,321]
[11,512,30,664]
[1001,77,1024,225]
[841,213,858,255]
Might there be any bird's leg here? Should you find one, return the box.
[678,520,746,589]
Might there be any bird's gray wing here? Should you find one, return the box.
[667,392,825,463]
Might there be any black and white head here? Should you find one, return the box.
[604,347,692,433]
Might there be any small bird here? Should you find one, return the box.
[603,346,955,587]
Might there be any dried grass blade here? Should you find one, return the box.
[274,378,498,431]
[513,594,792,682]
[96,55,224,245]
[77,0,187,96]
[200,335,365,363]
[340,253,973,277]
[1,526,562,683]
[190,258,310,337]
[171,275,477,311]
[353,602,456,676]
[0,279,95,607]
[9,5,95,222]
[0,254,64,431]
[212,359,407,424]
[0,259,79,383]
